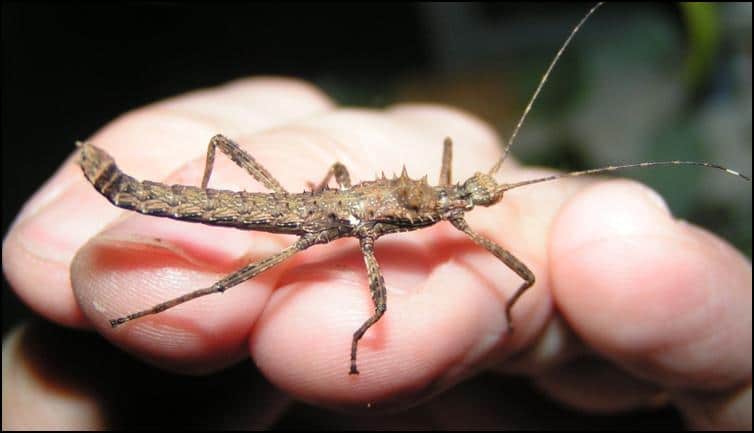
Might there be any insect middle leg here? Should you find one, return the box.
[310,162,351,192]
[201,134,288,194]
[350,236,387,375]
[109,235,315,327]
[450,217,535,332]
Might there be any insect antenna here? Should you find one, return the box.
[498,161,750,193]
[489,2,603,177]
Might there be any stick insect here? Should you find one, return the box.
[78,3,750,375]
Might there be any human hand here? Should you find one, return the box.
[3,78,750,429]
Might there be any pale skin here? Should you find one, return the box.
[2,78,751,429]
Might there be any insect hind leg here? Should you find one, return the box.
[310,162,352,192]
[109,236,315,327]
[201,134,288,194]
[439,137,453,186]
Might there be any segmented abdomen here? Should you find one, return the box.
[78,142,305,234]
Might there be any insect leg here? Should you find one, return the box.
[439,137,453,186]
[450,217,535,333]
[109,235,315,327]
[201,134,288,194]
[350,236,386,375]
[310,162,352,192]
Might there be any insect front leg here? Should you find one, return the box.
[350,236,387,375]
[201,134,288,194]
[109,235,316,327]
[450,217,535,333]
[310,162,352,192]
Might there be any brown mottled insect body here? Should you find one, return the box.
[79,140,476,238]
[77,3,750,375]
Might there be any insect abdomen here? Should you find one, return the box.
[78,142,307,233]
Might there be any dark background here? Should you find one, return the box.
[3,2,751,429]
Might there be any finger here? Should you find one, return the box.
[2,323,106,430]
[3,78,334,328]
[533,356,668,413]
[673,384,752,430]
[492,314,671,413]
[550,180,751,390]
[1,321,290,430]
